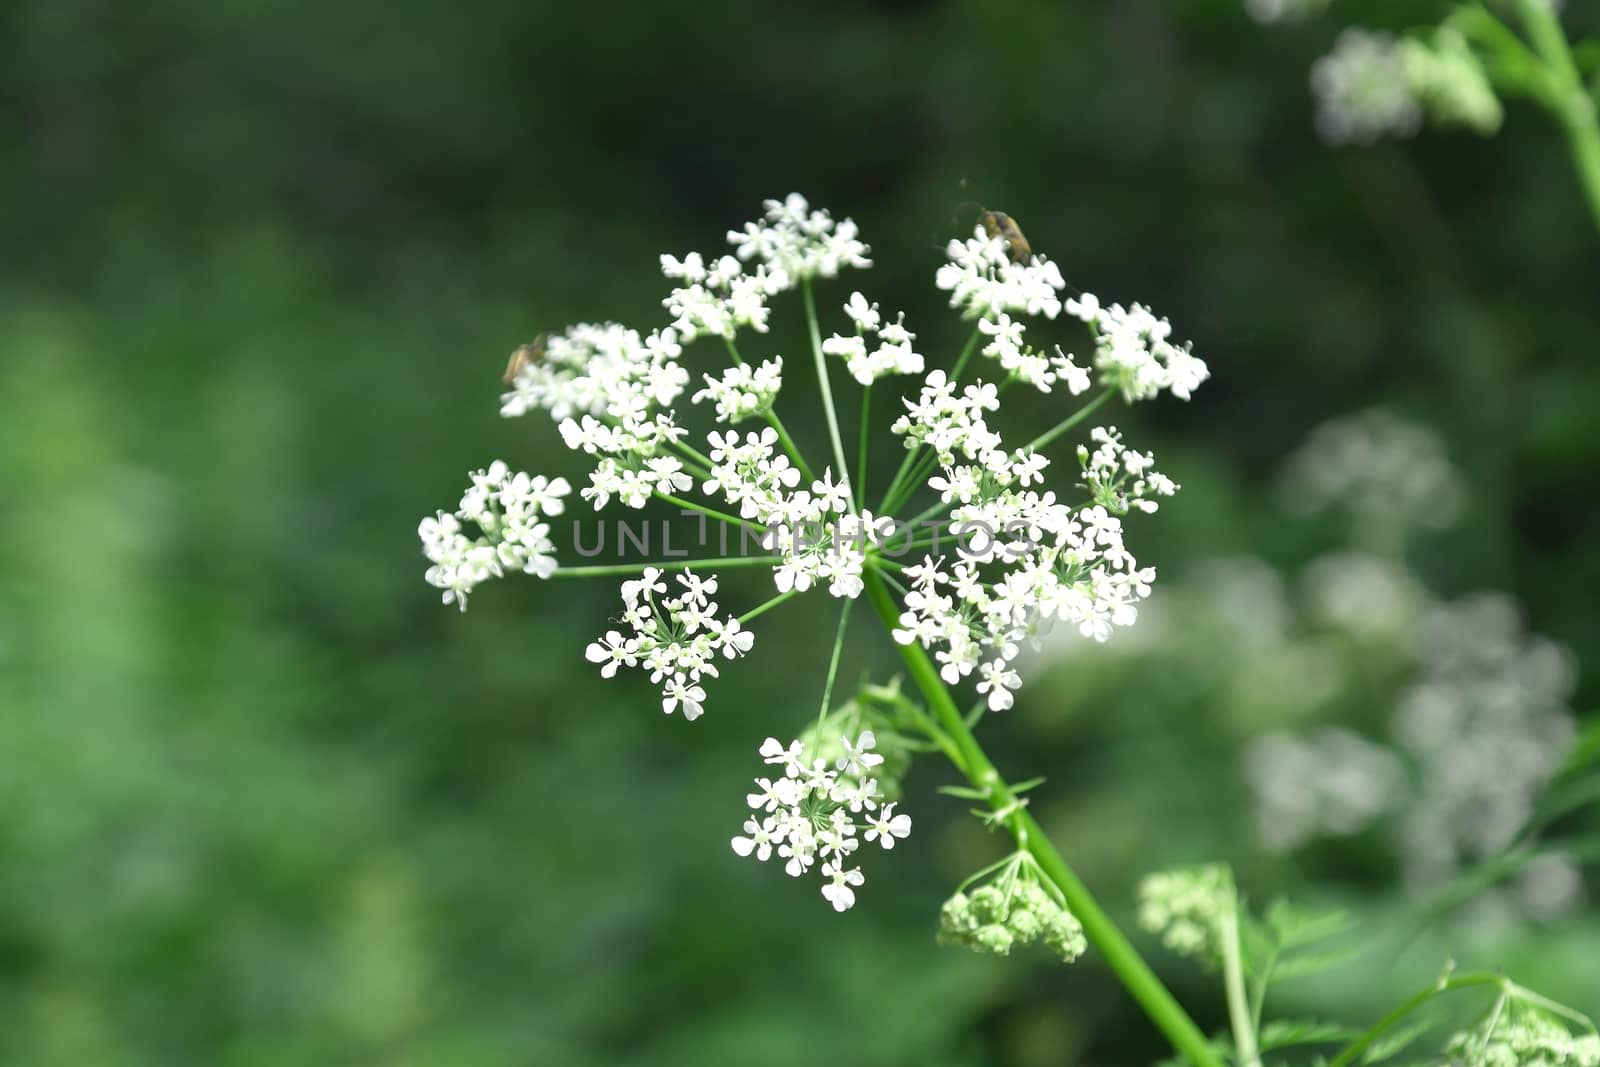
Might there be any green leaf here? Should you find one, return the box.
[1259,1019,1361,1051]
[1360,1019,1433,1065]
[1556,716,1600,779]
[937,785,987,800]
[1265,899,1355,949]
[1271,945,1364,982]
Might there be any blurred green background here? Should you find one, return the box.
[3,1,1597,1064]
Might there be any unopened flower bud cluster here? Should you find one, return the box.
[1137,865,1235,965]
[938,856,1087,962]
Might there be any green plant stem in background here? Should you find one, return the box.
[1221,895,1263,1067]
[1325,973,1507,1067]
[653,492,765,535]
[1517,0,1600,234]
[765,410,816,484]
[861,567,1225,1067]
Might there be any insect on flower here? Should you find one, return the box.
[501,334,549,386]
[979,209,1032,264]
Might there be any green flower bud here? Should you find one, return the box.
[969,884,1006,925]
[975,923,1015,956]
[1007,905,1043,941]
[1045,911,1088,963]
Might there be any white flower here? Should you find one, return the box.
[820,862,865,912]
[837,730,885,775]
[865,804,913,849]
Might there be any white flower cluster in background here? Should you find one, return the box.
[1310,29,1423,145]
[1300,23,1502,145]
[1079,426,1180,514]
[1278,407,1465,553]
[692,356,784,423]
[977,313,1090,394]
[584,568,754,721]
[936,226,1067,320]
[822,291,925,385]
[1245,727,1406,851]
[731,731,911,911]
[418,462,571,610]
[1066,294,1210,402]
[1244,0,1331,24]
[1392,593,1578,889]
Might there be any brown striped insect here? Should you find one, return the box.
[502,334,549,386]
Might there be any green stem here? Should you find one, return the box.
[738,588,800,625]
[1025,387,1115,454]
[1221,894,1262,1067]
[856,383,872,511]
[860,567,1223,1067]
[1326,973,1507,1067]
[553,556,784,579]
[654,492,765,535]
[765,410,816,485]
[670,437,715,469]
[1517,0,1600,235]
[816,600,854,725]
[801,278,854,505]
[553,556,782,578]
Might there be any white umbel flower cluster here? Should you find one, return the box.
[1065,294,1210,402]
[822,291,926,385]
[977,313,1091,395]
[418,462,571,610]
[1079,426,1180,514]
[727,192,873,281]
[731,731,911,912]
[584,567,755,721]
[662,250,790,342]
[887,371,1161,710]
[692,356,784,424]
[936,226,1067,320]
[500,321,688,423]
[701,430,883,599]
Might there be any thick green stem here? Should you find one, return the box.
[861,568,1224,1067]
[1518,0,1600,235]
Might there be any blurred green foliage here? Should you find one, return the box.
[2,1,1596,1064]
